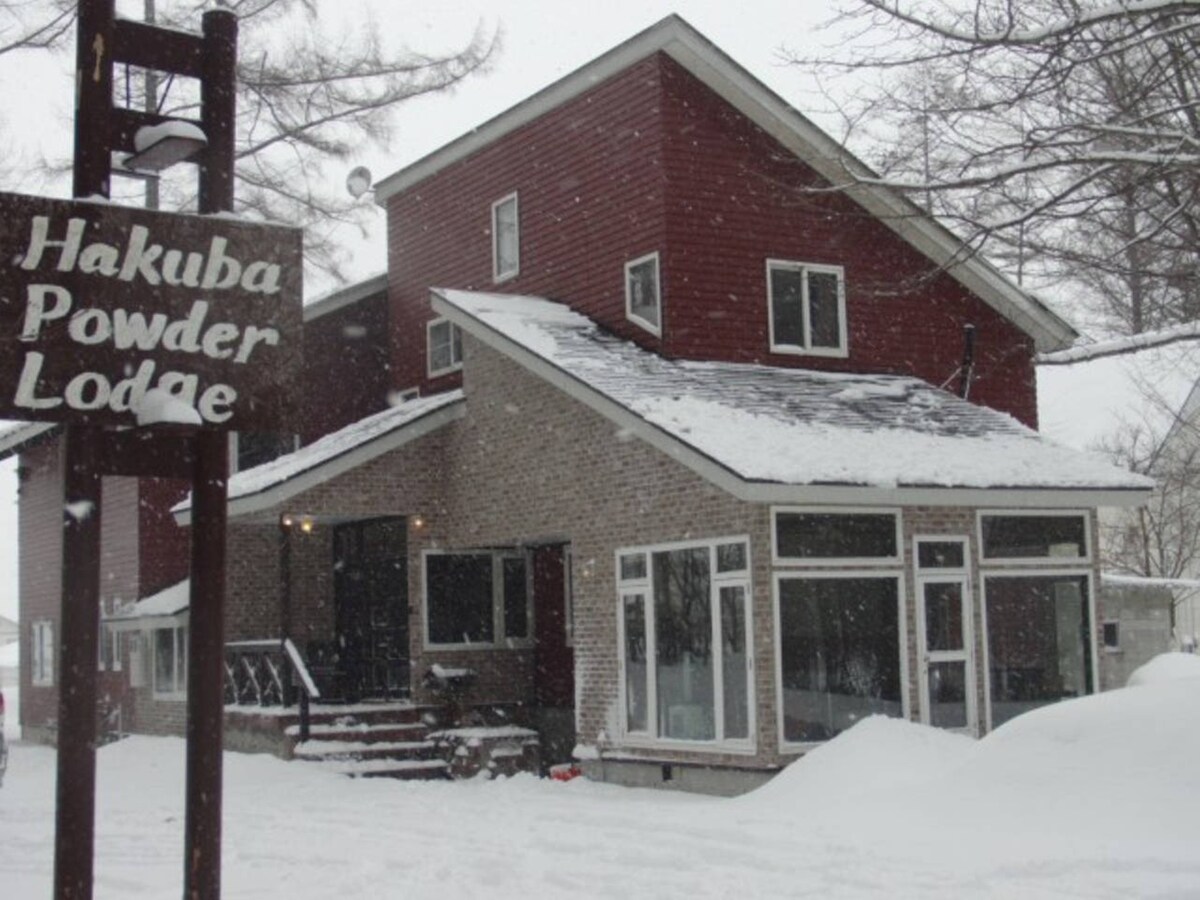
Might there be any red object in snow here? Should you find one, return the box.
[549,763,582,782]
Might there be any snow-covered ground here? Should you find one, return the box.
[2,655,1198,899]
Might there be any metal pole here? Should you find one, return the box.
[183,10,237,900]
[55,2,114,897]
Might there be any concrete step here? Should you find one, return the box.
[293,739,439,762]
[285,720,429,743]
[320,757,452,780]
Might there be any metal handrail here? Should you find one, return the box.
[224,638,322,741]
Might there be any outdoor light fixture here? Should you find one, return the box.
[411,514,427,529]
[124,121,208,173]
[280,513,295,528]
[299,516,315,534]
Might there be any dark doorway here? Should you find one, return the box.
[333,517,408,701]
[532,544,576,762]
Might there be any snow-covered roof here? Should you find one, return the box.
[432,289,1151,508]
[107,579,189,631]
[376,15,1077,353]
[0,420,57,461]
[174,391,465,524]
[303,272,387,323]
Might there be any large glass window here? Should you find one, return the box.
[492,192,520,281]
[985,574,1092,728]
[618,537,751,746]
[424,551,530,648]
[774,509,899,562]
[981,514,1088,561]
[625,252,661,336]
[768,260,846,356]
[153,625,188,698]
[778,575,902,744]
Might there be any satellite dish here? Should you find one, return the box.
[345,165,373,199]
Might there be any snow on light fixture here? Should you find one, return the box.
[125,120,208,173]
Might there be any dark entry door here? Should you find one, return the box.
[532,544,574,708]
[333,517,408,701]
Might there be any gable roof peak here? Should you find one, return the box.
[377,16,1077,353]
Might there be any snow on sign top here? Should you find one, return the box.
[434,290,1152,495]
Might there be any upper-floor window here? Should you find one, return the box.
[492,192,520,282]
[427,318,463,378]
[625,251,661,336]
[767,259,847,357]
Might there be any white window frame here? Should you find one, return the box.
[979,567,1098,733]
[766,259,848,358]
[491,191,520,282]
[31,619,54,686]
[422,549,535,651]
[976,509,1091,566]
[615,535,756,753]
[771,506,903,567]
[98,622,122,672]
[624,251,662,337]
[153,624,188,701]
[774,569,908,753]
[426,317,463,378]
[913,535,977,736]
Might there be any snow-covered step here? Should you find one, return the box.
[293,739,438,762]
[318,757,451,780]
[285,720,427,742]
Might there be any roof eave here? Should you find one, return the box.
[173,399,466,526]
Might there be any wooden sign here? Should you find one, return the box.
[0,191,302,430]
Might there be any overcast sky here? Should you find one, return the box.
[0,1,851,620]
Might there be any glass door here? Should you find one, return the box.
[915,538,977,735]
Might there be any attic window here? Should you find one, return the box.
[427,318,463,378]
[625,252,661,336]
[768,260,847,358]
[492,192,520,282]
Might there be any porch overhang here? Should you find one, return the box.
[174,393,465,526]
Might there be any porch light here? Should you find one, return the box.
[299,517,315,534]
[280,513,295,529]
[411,514,427,530]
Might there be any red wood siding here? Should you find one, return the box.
[138,478,190,597]
[302,290,390,443]
[388,56,670,394]
[385,52,1038,425]
[657,58,1038,425]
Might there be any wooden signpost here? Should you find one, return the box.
[0,3,302,898]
